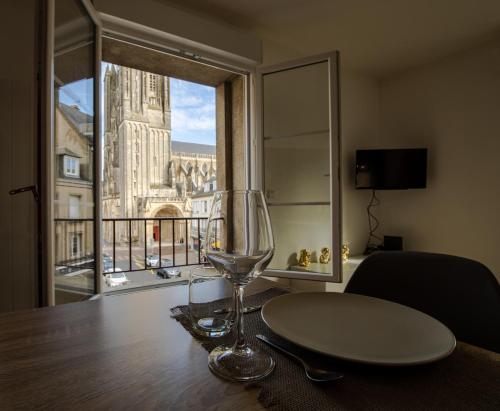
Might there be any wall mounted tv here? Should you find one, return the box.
[356,148,427,190]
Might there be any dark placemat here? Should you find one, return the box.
[171,288,500,411]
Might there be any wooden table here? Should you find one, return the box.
[0,280,271,411]
[1,280,499,411]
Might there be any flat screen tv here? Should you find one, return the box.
[356,148,427,190]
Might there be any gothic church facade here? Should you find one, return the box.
[102,65,216,242]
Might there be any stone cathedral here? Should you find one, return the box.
[102,65,216,242]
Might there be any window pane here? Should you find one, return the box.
[263,61,330,204]
[53,0,95,303]
[268,204,332,275]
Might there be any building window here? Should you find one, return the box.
[69,195,81,219]
[71,233,82,258]
[149,74,157,91]
[203,201,208,213]
[64,156,80,177]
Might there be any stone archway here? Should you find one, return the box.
[147,203,191,265]
[147,204,185,247]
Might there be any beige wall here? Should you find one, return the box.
[376,41,500,280]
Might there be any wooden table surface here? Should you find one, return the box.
[0,280,273,411]
[1,280,499,411]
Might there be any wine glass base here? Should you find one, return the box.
[208,344,275,382]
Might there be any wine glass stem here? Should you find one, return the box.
[234,285,246,350]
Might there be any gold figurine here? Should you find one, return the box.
[342,244,350,262]
[298,249,311,267]
[319,247,331,264]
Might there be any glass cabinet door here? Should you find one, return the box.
[257,53,341,282]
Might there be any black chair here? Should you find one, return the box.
[345,251,500,353]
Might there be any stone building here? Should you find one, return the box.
[102,65,216,244]
[54,103,94,267]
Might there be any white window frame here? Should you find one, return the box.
[254,52,342,283]
[43,0,103,305]
[64,155,80,178]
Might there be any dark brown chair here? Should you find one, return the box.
[345,251,500,353]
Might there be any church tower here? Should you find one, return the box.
[103,65,173,225]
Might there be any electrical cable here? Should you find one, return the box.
[365,189,382,254]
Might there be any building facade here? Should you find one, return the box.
[54,103,94,266]
[102,65,216,244]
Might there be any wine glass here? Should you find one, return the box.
[204,190,275,381]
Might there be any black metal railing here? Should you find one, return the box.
[54,217,208,275]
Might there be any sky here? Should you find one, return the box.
[58,64,216,146]
[170,78,215,145]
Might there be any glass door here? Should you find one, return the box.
[51,0,101,304]
[256,52,341,282]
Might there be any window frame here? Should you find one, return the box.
[254,52,342,283]
[63,155,81,178]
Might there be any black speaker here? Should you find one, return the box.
[383,235,403,251]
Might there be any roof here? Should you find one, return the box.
[55,148,82,158]
[171,141,216,156]
[59,103,93,131]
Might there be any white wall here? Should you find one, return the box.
[377,41,500,280]
[94,0,262,67]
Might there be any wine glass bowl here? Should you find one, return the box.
[204,190,275,381]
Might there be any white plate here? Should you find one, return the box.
[261,292,456,366]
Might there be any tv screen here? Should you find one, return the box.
[356,148,427,190]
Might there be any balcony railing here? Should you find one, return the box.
[54,217,208,275]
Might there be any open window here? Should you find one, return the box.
[256,53,342,282]
[98,36,248,291]
[45,1,341,304]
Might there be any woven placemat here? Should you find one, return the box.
[171,287,500,411]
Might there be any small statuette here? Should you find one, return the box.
[319,247,331,264]
[298,249,311,267]
[342,244,350,263]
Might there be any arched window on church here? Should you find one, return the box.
[149,74,160,106]
[149,74,157,92]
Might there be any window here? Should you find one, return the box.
[64,156,80,177]
[69,195,81,218]
[149,74,157,91]
[71,233,82,258]
[203,201,208,213]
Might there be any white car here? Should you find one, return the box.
[146,254,160,267]
[105,270,128,287]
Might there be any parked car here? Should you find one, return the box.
[157,266,182,279]
[146,254,160,267]
[103,254,113,272]
[105,270,128,287]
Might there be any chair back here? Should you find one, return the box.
[345,251,500,353]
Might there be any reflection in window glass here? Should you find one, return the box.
[53,0,96,303]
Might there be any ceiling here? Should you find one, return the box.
[158,0,500,77]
